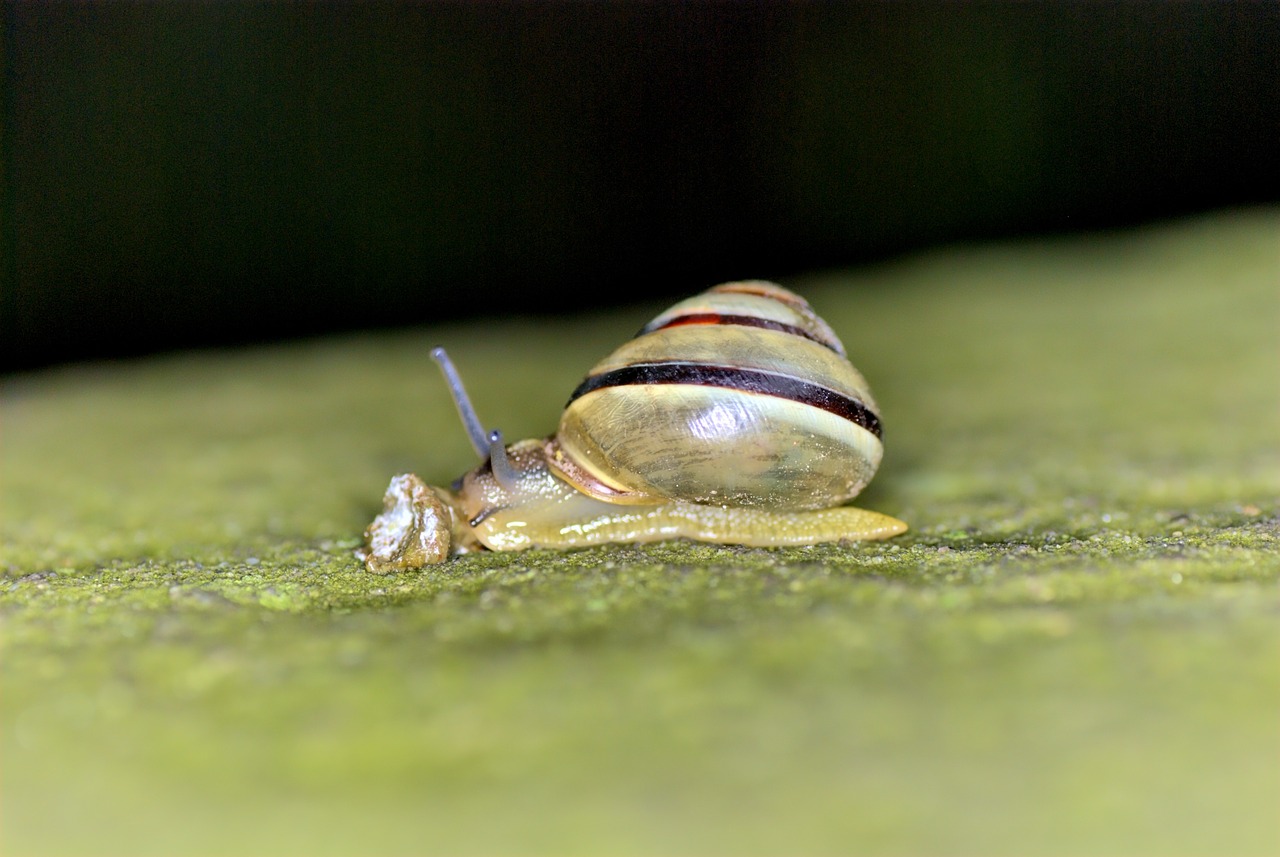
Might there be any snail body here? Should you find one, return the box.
[358,282,906,572]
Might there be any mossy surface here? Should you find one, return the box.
[3,210,1278,856]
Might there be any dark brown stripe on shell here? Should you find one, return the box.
[638,312,840,353]
[566,362,882,439]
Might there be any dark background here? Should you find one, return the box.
[4,2,1278,373]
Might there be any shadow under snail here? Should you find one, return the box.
[358,281,907,571]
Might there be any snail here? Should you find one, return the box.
[357,281,906,572]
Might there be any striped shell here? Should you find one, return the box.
[552,281,884,510]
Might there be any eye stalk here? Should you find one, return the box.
[431,346,490,459]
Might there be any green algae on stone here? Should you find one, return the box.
[2,209,1278,856]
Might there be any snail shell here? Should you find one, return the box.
[549,281,884,510]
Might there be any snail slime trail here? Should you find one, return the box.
[358,281,907,572]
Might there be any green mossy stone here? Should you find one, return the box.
[3,210,1278,855]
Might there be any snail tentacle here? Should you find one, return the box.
[431,346,489,459]
[486,430,521,491]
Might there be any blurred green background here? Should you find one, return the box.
[4,2,1278,370]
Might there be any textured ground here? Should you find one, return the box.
[3,209,1277,855]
